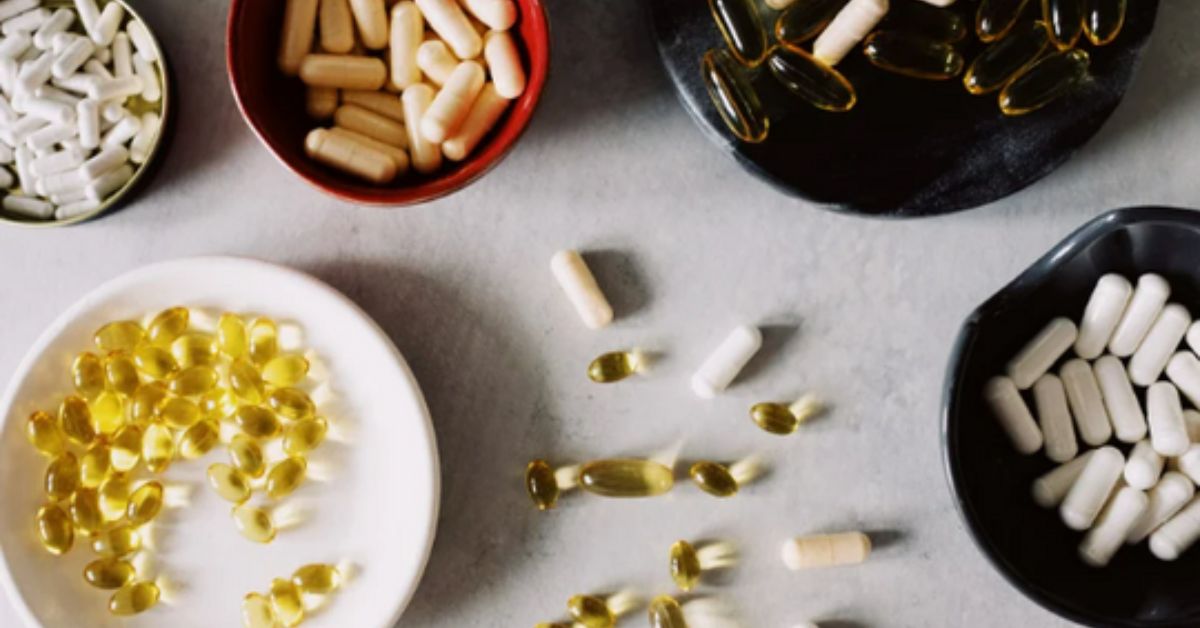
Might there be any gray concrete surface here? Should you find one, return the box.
[4,0,1200,625]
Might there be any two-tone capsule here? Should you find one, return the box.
[862,31,964,80]
[669,539,737,590]
[964,20,1050,95]
[701,48,769,143]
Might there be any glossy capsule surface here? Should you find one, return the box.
[243,592,277,628]
[262,354,310,387]
[670,540,701,590]
[976,0,1032,42]
[37,503,73,555]
[230,358,266,403]
[91,392,125,435]
[142,423,175,473]
[775,0,845,45]
[237,405,282,439]
[219,313,249,358]
[267,456,308,499]
[72,488,105,535]
[270,577,305,626]
[249,318,279,365]
[269,387,316,420]
[26,411,65,457]
[161,397,202,430]
[1042,0,1085,49]
[207,463,251,503]
[579,459,674,498]
[526,459,560,510]
[180,419,221,459]
[104,352,140,395]
[92,524,140,557]
[95,321,144,352]
[884,0,966,42]
[170,365,219,396]
[648,595,687,628]
[588,351,640,383]
[133,344,179,380]
[233,505,277,543]
[59,395,95,445]
[79,444,112,488]
[751,402,799,434]
[863,31,964,80]
[964,20,1050,95]
[126,481,164,525]
[45,452,79,501]
[146,307,189,346]
[568,594,614,628]
[1084,0,1124,45]
[701,48,769,143]
[689,461,739,497]
[1000,48,1089,116]
[171,332,218,367]
[201,388,237,420]
[230,434,267,478]
[284,417,327,455]
[293,563,342,594]
[766,46,856,112]
[73,352,105,398]
[99,476,132,521]
[130,382,168,424]
[708,0,768,66]
[84,557,135,589]
[109,581,159,616]
[110,425,143,473]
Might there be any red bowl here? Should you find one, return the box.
[226,0,549,206]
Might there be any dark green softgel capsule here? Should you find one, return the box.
[883,0,967,42]
[976,0,1032,42]
[775,0,846,46]
[1042,0,1085,49]
[708,0,768,66]
[701,49,769,143]
[964,20,1050,95]
[862,31,964,80]
[1000,48,1090,116]
[1084,0,1125,45]
[766,45,856,112]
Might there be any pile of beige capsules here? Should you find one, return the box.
[25,306,345,625]
[277,0,526,183]
[526,251,871,628]
[703,0,1130,143]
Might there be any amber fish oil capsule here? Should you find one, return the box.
[233,504,277,543]
[525,459,569,510]
[750,394,824,435]
[270,577,305,626]
[109,580,159,616]
[766,46,857,113]
[578,459,674,498]
[94,320,144,352]
[266,456,308,499]
[126,480,164,525]
[219,313,248,358]
[230,434,267,478]
[244,592,277,628]
[1042,0,1085,49]
[36,503,73,555]
[262,354,310,387]
[862,31,963,80]
[567,590,639,628]
[293,563,342,594]
[689,456,763,497]
[965,20,1050,96]
[708,0,768,67]
[284,417,328,455]
[26,410,65,457]
[781,531,871,570]
[883,0,966,42]
[588,350,643,383]
[1000,48,1090,116]
[669,539,737,591]
[73,351,105,398]
[236,404,282,439]
[1085,0,1125,45]
[976,0,1033,42]
[59,394,96,445]
[146,306,189,347]
[775,0,845,46]
[648,595,688,628]
[701,48,769,144]
[84,557,136,589]
[268,387,316,420]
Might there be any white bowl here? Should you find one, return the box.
[0,257,439,627]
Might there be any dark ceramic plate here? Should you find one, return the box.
[648,1,1160,217]
[944,207,1200,627]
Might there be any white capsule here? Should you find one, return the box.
[48,31,72,54]
[80,144,126,179]
[416,39,456,87]
[132,53,158,102]
[88,74,140,102]
[2,192,51,217]
[11,143,31,188]
[1129,304,1191,387]
[0,0,39,24]
[30,146,82,176]
[39,166,85,195]
[415,0,483,60]
[22,95,72,123]
[442,81,507,161]
[17,49,53,91]
[2,8,49,36]
[75,98,97,149]
[420,60,484,144]
[1177,445,1200,485]
[91,2,122,46]
[1093,355,1147,443]
[781,532,871,570]
[32,9,72,50]
[0,142,12,163]
[549,249,613,330]
[483,30,524,99]
[53,197,98,219]
[400,83,441,174]
[1,114,44,146]
[91,44,109,64]
[0,31,29,58]
[125,20,155,62]
[388,2,422,89]
[100,100,125,122]
[1079,486,1147,567]
[1127,471,1195,544]
[49,187,85,204]
[1150,494,1200,560]
[1074,274,1132,359]
[1148,382,1189,457]
[1061,359,1113,446]
[84,162,131,201]
[692,325,764,399]
[25,121,74,151]
[110,31,130,78]
[53,71,97,95]
[0,163,11,186]
[1034,453,1095,508]
[101,112,138,146]
[83,58,110,80]
[1060,445,1124,530]
[1031,374,1076,462]
[1006,317,1076,390]
[74,0,100,40]
[813,0,888,66]
[1124,440,1164,490]
[36,84,79,105]
[1109,274,1170,357]
[129,111,158,164]
[1165,352,1200,408]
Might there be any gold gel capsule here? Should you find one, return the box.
[1084,0,1124,45]
[292,563,342,594]
[766,46,856,112]
[109,580,159,616]
[775,0,845,45]
[91,391,125,435]
[219,313,248,358]
[669,540,737,591]
[526,459,560,510]
[200,388,237,420]
[268,387,316,420]
[59,395,96,446]
[207,463,251,504]
[976,0,1033,42]
[171,332,218,368]
[133,344,179,380]
[95,321,144,352]
[270,577,305,626]
[110,424,143,473]
[964,20,1050,95]
[863,31,964,80]
[243,592,277,628]
[146,306,189,346]
[170,365,219,396]
[126,481,164,525]
[284,417,328,455]
[230,358,266,403]
[883,0,967,42]
[230,434,266,478]
[92,524,141,557]
[180,419,221,459]
[26,410,65,457]
[648,595,687,628]
[701,48,769,143]
[236,405,282,439]
[568,595,614,628]
[262,354,310,387]
[71,488,105,535]
[249,318,279,365]
[73,352,105,399]
[233,505,277,543]
[1042,0,1085,49]
[99,476,132,521]
[36,503,73,555]
[142,423,175,474]
[104,352,140,396]
[999,48,1089,116]
[709,0,768,66]
[750,394,823,435]
[84,557,135,589]
[689,461,739,497]
[130,382,168,424]
[579,459,674,498]
[267,456,308,499]
[79,443,112,488]
[588,350,642,383]
[161,397,202,430]
[45,452,79,500]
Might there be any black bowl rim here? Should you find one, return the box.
[941,205,1200,628]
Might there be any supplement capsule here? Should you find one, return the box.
[142,423,175,473]
[1060,359,1112,447]
[284,416,328,455]
[92,523,141,557]
[83,557,135,589]
[708,0,768,67]
[293,563,342,594]
[1167,352,1200,409]
[1150,494,1200,560]
[813,0,888,66]
[1129,304,1191,386]
[99,475,132,521]
[305,128,398,184]
[72,351,105,398]
[1080,486,1147,567]
[104,351,140,395]
[648,595,687,628]
[567,591,639,628]
[551,250,614,330]
[59,394,95,445]
[126,480,164,525]
[1124,440,1164,490]
[750,394,824,435]
[1032,375,1077,463]
[234,504,277,543]
[218,313,248,358]
[416,39,458,87]
[132,344,179,380]
[26,410,65,457]
[669,540,736,591]
[588,350,643,383]
[262,354,310,387]
[402,84,442,173]
[415,0,483,59]
[1093,355,1146,443]
[170,365,218,396]
[775,0,846,46]
[278,0,319,75]
[94,320,144,352]
[485,32,525,100]
[146,306,189,346]
[1148,382,1189,457]
[462,0,516,30]
[1084,0,1125,45]
[999,48,1090,116]
[983,376,1043,454]
[79,442,111,488]
[689,456,762,497]
[299,54,387,90]
[130,381,168,424]
[1075,274,1132,359]
[268,387,316,420]
[270,577,305,626]
[441,83,508,160]
[45,451,79,501]
[1033,453,1092,507]
[701,48,769,143]
[1007,317,1077,389]
[976,0,1032,41]
[249,318,279,365]
[692,325,763,398]
[72,488,104,535]
[335,103,407,147]
[243,592,277,628]
[160,397,202,430]
[883,0,966,42]
[207,463,251,504]
[420,60,485,144]
[319,0,354,53]
[236,404,282,439]
[230,357,266,403]
[525,459,574,510]
[90,391,124,435]
[230,434,267,478]
[348,0,388,49]
[108,580,159,616]
[267,456,308,499]
[36,503,73,555]
[329,127,411,171]
[389,2,423,88]
[110,424,143,473]
[781,531,871,570]
[171,332,218,367]
[766,46,857,113]
[579,459,674,498]
[1127,471,1194,543]
[862,31,964,80]
[1060,445,1123,530]
[1042,0,1085,49]
[179,419,221,459]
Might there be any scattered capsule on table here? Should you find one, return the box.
[863,31,964,80]
[72,488,105,535]
[59,395,96,446]
[882,0,966,42]
[976,0,1033,42]
[700,48,769,144]
[234,504,277,543]
[91,391,125,435]
[708,0,768,67]
[80,443,112,488]
[588,350,643,383]
[813,0,889,66]
[751,394,824,435]
[230,357,267,403]
[83,557,136,589]
[73,352,106,399]
[237,404,283,439]
[133,344,179,380]
[99,475,133,521]
[104,352,141,396]
[36,503,74,555]
[781,531,872,570]
[109,580,159,616]
[669,539,737,591]
[146,306,189,346]
[269,387,316,420]
[142,423,175,474]
[1084,0,1125,45]
[161,397,202,430]
[267,456,308,499]
[243,592,277,628]
[45,452,80,501]
[579,459,674,498]
[690,457,763,497]
[249,318,279,365]
[262,354,310,387]
[1042,0,1085,49]
[130,382,168,424]
[648,594,688,628]
[207,463,252,504]
[270,577,305,626]
[526,459,563,510]
[568,591,638,628]
[775,0,845,46]
[550,250,614,330]
[26,410,66,457]
[95,321,145,352]
[171,332,218,368]
[292,563,342,594]
[126,481,164,525]
[963,20,1050,95]
[766,46,857,113]
[219,313,249,358]
[284,417,328,455]
[180,419,221,459]
[999,48,1089,116]
[230,434,267,478]
[93,524,141,557]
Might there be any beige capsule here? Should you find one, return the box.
[416,40,458,87]
[319,0,355,53]
[442,83,508,161]
[349,0,389,49]
[299,54,387,90]
[389,1,423,89]
[402,84,442,174]
[341,89,405,121]
[305,128,398,184]
[335,104,408,147]
[307,87,339,119]
[462,0,517,30]
[330,128,410,174]
[420,61,485,144]
[483,31,525,99]
[415,0,483,59]
[781,531,872,570]
[278,0,320,75]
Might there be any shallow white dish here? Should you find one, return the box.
[0,257,439,627]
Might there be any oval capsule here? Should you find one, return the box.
[689,461,739,497]
[588,351,641,383]
[700,48,769,144]
[37,503,74,555]
[130,382,167,424]
[229,357,266,403]
[293,563,342,594]
[126,481,164,525]
[45,452,80,501]
[999,48,1090,116]
[83,557,135,589]
[648,595,688,628]
[26,410,66,457]
[142,423,175,474]
[109,580,159,616]
[146,307,189,346]
[775,0,844,46]
[133,344,178,380]
[104,352,140,395]
[110,424,143,473]
[262,354,310,387]
[99,476,132,521]
[766,46,856,112]
[964,20,1051,95]
[207,463,251,504]
[230,434,267,478]
[170,365,218,396]
[525,459,559,510]
[568,594,614,628]
[1085,0,1125,45]
[73,352,105,399]
[94,321,144,352]
[160,397,202,430]
[243,592,277,628]
[92,524,141,557]
[708,0,768,66]
[268,387,316,420]
[579,459,674,498]
[669,540,701,591]
[249,318,279,365]
[218,313,248,358]
[59,395,95,446]
[171,332,218,367]
[79,443,112,488]
[236,405,282,439]
[1042,0,1085,49]
[270,577,305,626]
[284,417,327,455]
[233,505,277,543]
[72,488,105,535]
[863,31,964,80]
[976,0,1032,42]
[179,419,221,459]
[90,391,125,435]
[266,456,308,499]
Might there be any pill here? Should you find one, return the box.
[813,0,888,66]
[278,0,319,75]
[86,75,140,101]
[1031,374,1076,462]
[691,326,763,398]
[1042,0,1084,49]
[1168,352,1200,408]
[749,395,824,435]
[1060,359,1112,446]
[549,249,613,329]
[0,31,29,58]
[53,198,97,220]
[1177,445,1200,485]
[999,48,1090,116]
[206,462,250,504]
[71,488,104,535]
[1127,471,1194,543]
[266,455,307,499]
[71,351,104,398]
[441,82,506,161]
[129,112,160,163]
[84,557,135,590]
[307,86,340,118]
[26,410,65,457]
[91,523,139,557]
[1149,382,1189,456]
[300,54,387,90]
[283,417,327,455]
[329,127,409,171]
[975,0,1032,41]
[525,459,561,510]
[230,357,265,402]
[587,350,643,383]
[268,387,315,420]
[1150,495,1200,560]
[109,424,142,473]
[669,540,735,591]
[415,0,482,59]
[340,89,404,121]
[98,475,131,521]
[1073,274,1133,358]
[33,9,72,50]
[1085,0,1125,45]
[126,20,156,62]
[689,457,761,497]
[108,580,159,616]
[335,103,406,147]
[771,46,859,113]
[464,0,517,30]
[388,1,422,89]
[347,0,387,49]
[1124,440,1163,490]
[319,0,354,53]
[233,504,277,543]
[775,0,846,45]
[0,0,38,24]
[401,83,442,173]
[1060,445,1123,530]
[578,458,674,497]
[79,443,111,487]
[230,434,266,478]
[1129,304,1191,386]
[2,192,49,217]
[31,146,81,176]
[73,98,98,149]
[708,0,768,67]
[862,31,964,80]
[125,480,164,525]
[85,162,132,200]
[81,144,128,179]
[3,8,48,35]
[133,54,159,102]
[304,127,396,183]
[781,531,871,570]
[1094,355,1147,443]
[648,595,688,628]
[1079,486,1147,567]
[90,3,121,47]
[17,49,53,91]
[484,31,524,99]
[236,404,282,439]
[44,451,79,500]
[1007,317,1077,389]
[983,375,1043,454]
[58,394,95,445]
[36,503,73,555]
[420,60,483,143]
[701,48,768,143]
[292,563,342,594]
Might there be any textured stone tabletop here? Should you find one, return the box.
[3,0,1200,626]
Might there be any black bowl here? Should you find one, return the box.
[944,206,1200,627]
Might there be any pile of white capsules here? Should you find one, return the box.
[987,273,1200,567]
[0,0,162,222]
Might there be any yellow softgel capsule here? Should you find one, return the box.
[587,351,643,384]
[170,365,219,396]
[578,459,674,498]
[668,540,736,591]
[648,595,687,628]
[79,443,112,488]
[750,395,823,435]
[71,488,105,535]
[133,344,179,380]
[92,524,141,557]
[207,463,251,504]
[171,332,218,368]
[146,306,189,347]
[218,313,249,358]
[267,456,308,499]
[36,503,73,555]
[268,387,315,420]
[292,563,342,594]
[95,321,145,352]
[142,423,175,474]
[160,397,202,430]
[236,405,282,439]
[99,475,132,521]
[45,452,79,501]
[283,417,327,455]
[110,424,143,473]
[525,459,560,510]
[230,358,266,403]
[72,352,105,399]
[243,592,277,628]
[230,435,267,478]
[233,504,277,543]
[83,557,136,589]
[248,318,279,365]
[90,391,125,435]
[270,577,304,627]
[130,382,168,424]
[59,395,96,446]
[126,481,164,525]
[568,595,614,628]
[200,388,237,421]
[179,419,221,459]
[26,410,66,457]
[262,354,310,387]
[104,352,141,396]
[109,580,159,616]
